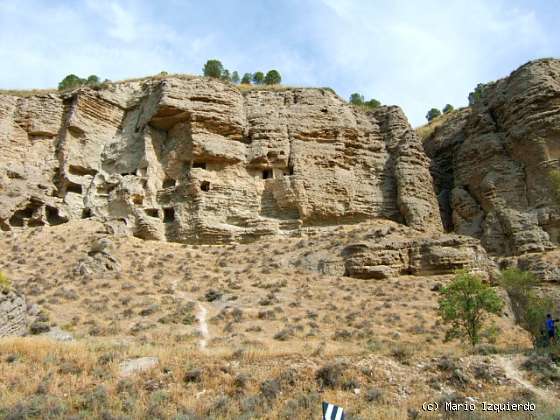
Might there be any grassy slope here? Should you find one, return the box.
[1,220,557,418]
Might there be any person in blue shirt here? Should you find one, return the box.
[546,314,560,344]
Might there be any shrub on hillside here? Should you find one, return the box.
[240,73,252,84]
[58,74,102,91]
[438,270,503,347]
[264,70,281,85]
[500,268,553,347]
[252,72,264,85]
[349,93,364,105]
[443,104,454,114]
[203,59,224,78]
[426,108,442,122]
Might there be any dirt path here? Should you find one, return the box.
[196,303,209,350]
[496,355,557,405]
[171,278,210,350]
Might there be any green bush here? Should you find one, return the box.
[426,108,442,122]
[500,268,552,347]
[549,169,560,205]
[58,74,102,91]
[349,93,364,105]
[264,70,281,85]
[443,104,454,114]
[240,73,252,84]
[438,270,503,347]
[468,83,486,105]
[203,59,224,78]
[252,72,264,85]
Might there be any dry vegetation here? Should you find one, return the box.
[415,109,464,142]
[1,220,559,418]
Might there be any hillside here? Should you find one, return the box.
[1,59,560,419]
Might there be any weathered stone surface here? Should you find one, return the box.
[0,289,27,337]
[0,78,441,243]
[119,356,159,377]
[343,234,495,280]
[424,58,560,256]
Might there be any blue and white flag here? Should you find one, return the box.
[322,401,345,420]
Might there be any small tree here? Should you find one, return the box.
[349,93,364,105]
[364,98,381,109]
[203,59,224,78]
[240,73,252,84]
[426,108,442,122]
[86,75,100,86]
[221,69,231,82]
[501,268,553,346]
[58,74,84,91]
[252,72,264,85]
[438,271,503,347]
[443,104,454,114]
[264,70,281,85]
[468,83,485,106]
[231,71,240,84]
[549,169,560,205]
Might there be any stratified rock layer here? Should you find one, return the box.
[0,289,27,337]
[424,58,560,256]
[0,78,441,243]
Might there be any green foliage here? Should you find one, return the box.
[438,271,503,347]
[58,74,102,91]
[221,69,231,82]
[240,73,252,84]
[443,104,454,114]
[0,272,11,291]
[501,268,552,346]
[86,75,100,85]
[468,83,485,106]
[231,71,240,84]
[349,93,380,109]
[549,169,560,205]
[426,108,442,122]
[203,59,224,78]
[252,72,264,85]
[349,93,364,105]
[264,70,281,85]
[58,74,83,91]
[364,98,381,109]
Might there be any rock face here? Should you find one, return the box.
[0,289,27,337]
[424,58,560,256]
[342,234,494,280]
[0,78,441,243]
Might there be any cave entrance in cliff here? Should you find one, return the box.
[200,181,210,192]
[163,177,176,188]
[193,162,207,169]
[82,208,93,219]
[145,208,159,218]
[66,181,82,195]
[262,169,273,179]
[46,206,67,225]
[163,207,175,223]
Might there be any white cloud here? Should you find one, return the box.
[0,0,557,126]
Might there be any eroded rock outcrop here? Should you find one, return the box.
[343,234,495,280]
[424,58,560,256]
[1,78,441,243]
[0,289,27,337]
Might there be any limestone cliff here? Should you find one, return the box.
[0,78,441,243]
[424,58,560,256]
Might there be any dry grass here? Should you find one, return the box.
[1,220,557,418]
[415,109,460,142]
[0,88,58,97]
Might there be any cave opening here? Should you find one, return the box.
[200,181,210,192]
[163,177,176,188]
[66,182,82,194]
[163,207,175,223]
[145,208,159,218]
[46,206,67,225]
[262,169,273,179]
[193,162,207,169]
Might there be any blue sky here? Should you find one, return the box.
[1,0,558,126]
